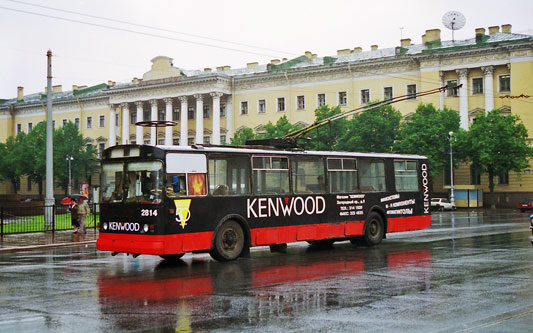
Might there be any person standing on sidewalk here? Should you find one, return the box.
[70,199,79,233]
[76,198,90,233]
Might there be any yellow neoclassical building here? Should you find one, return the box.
[1,24,532,206]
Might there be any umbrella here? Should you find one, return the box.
[61,194,88,205]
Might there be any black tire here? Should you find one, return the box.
[210,220,245,262]
[159,254,184,261]
[349,236,365,246]
[363,212,385,246]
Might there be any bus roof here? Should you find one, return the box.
[111,144,428,160]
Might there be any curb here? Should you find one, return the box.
[0,240,96,252]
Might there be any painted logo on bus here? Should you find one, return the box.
[421,163,430,213]
[174,199,191,229]
[247,196,326,219]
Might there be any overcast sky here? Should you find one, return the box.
[1,0,532,99]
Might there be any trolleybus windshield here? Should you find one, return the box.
[125,161,164,204]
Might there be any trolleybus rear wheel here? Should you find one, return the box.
[159,254,185,260]
[210,220,245,262]
[363,212,384,246]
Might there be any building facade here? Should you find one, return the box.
[1,24,532,206]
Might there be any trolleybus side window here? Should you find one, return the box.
[252,156,289,194]
[358,159,386,192]
[101,162,124,203]
[394,160,418,191]
[208,155,250,196]
[165,153,208,197]
[291,156,325,194]
[125,161,164,204]
[327,158,358,193]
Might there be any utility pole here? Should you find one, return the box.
[449,131,455,207]
[44,50,54,227]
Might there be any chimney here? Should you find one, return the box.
[271,59,280,64]
[17,86,24,101]
[247,62,259,68]
[475,28,486,43]
[107,80,116,86]
[501,24,512,33]
[488,26,500,35]
[401,38,411,47]
[282,58,287,62]
[132,77,140,83]
[371,45,378,51]
[72,85,79,91]
[337,49,351,55]
[223,65,231,71]
[216,66,225,71]
[425,29,441,43]
[52,85,62,93]
[353,47,362,53]
[305,51,312,59]
[421,34,427,44]
[204,68,212,72]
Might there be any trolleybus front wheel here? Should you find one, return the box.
[362,212,385,246]
[210,220,245,262]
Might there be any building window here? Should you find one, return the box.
[86,116,92,129]
[188,137,194,145]
[498,172,509,185]
[173,107,180,121]
[144,140,150,145]
[27,177,32,191]
[258,99,266,114]
[407,84,417,99]
[158,109,165,121]
[52,120,56,129]
[74,118,80,129]
[204,136,211,144]
[447,80,458,97]
[157,139,164,145]
[99,115,105,128]
[173,138,180,145]
[188,106,195,120]
[220,103,226,117]
[384,87,393,101]
[98,142,106,158]
[144,109,150,121]
[130,112,136,124]
[470,165,481,185]
[297,95,305,110]
[499,74,510,92]
[63,119,68,127]
[115,114,120,127]
[317,93,326,107]
[203,104,210,118]
[28,122,33,132]
[360,89,370,104]
[472,77,483,94]
[220,135,226,143]
[241,101,248,115]
[338,91,347,106]
[277,97,285,112]
[17,124,22,135]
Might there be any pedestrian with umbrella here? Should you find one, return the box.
[61,194,88,233]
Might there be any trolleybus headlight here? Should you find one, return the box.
[143,224,149,233]
[103,222,108,230]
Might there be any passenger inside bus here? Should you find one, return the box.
[166,174,186,197]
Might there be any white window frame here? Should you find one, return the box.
[258,99,266,114]
[406,84,417,99]
[338,91,347,106]
[87,116,92,129]
[17,123,22,135]
[296,95,305,110]
[99,115,105,128]
[28,122,33,132]
[240,101,249,115]
[498,74,511,92]
[74,118,80,129]
[277,97,285,112]
[316,93,326,108]
[360,89,370,104]
[383,86,393,101]
[446,80,458,97]
[471,77,484,95]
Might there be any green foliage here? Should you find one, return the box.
[462,109,533,193]
[337,103,401,152]
[0,135,26,193]
[304,105,348,151]
[394,103,462,182]
[230,127,255,145]
[259,115,302,139]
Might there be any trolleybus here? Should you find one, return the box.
[96,144,431,261]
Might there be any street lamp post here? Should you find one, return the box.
[449,131,455,206]
[66,155,74,195]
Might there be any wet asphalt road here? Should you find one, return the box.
[0,210,532,332]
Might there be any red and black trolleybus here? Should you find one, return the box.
[96,144,431,261]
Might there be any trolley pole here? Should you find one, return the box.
[44,50,54,227]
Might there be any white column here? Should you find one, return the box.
[225,95,233,143]
[135,101,143,144]
[482,66,494,113]
[194,94,204,144]
[179,96,188,146]
[210,92,223,145]
[150,99,158,146]
[121,102,129,144]
[109,104,116,146]
[456,69,469,130]
[439,71,445,110]
[164,98,173,145]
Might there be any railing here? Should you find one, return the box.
[0,204,100,236]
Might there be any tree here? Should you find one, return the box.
[304,105,348,151]
[337,103,401,152]
[463,109,532,196]
[19,122,48,199]
[0,134,25,193]
[259,115,302,139]
[394,103,463,183]
[230,127,255,145]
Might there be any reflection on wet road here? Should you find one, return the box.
[0,210,532,332]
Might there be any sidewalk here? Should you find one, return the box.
[0,229,97,252]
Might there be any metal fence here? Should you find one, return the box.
[0,204,100,236]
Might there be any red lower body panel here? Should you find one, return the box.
[97,215,431,255]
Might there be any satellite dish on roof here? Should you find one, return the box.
[442,11,466,42]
